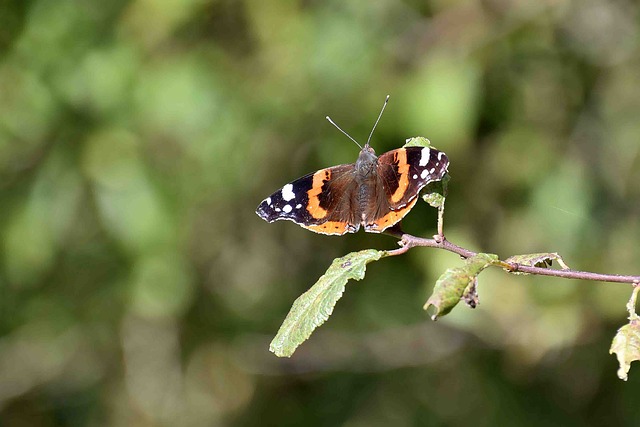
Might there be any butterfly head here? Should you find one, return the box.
[356,144,378,176]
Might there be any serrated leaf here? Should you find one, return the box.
[504,252,570,271]
[403,136,433,148]
[270,249,383,357]
[610,320,640,381]
[424,253,498,319]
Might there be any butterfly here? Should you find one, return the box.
[256,96,449,235]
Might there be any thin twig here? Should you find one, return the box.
[383,232,640,285]
[437,204,445,238]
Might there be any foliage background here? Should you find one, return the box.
[1,0,640,425]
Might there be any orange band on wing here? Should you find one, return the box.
[303,221,349,235]
[306,169,330,219]
[366,197,418,232]
[390,150,410,203]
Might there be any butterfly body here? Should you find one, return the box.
[256,143,449,235]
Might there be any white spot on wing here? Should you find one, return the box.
[421,170,428,179]
[413,174,418,179]
[275,208,281,212]
[283,205,292,213]
[266,197,272,205]
[295,204,302,209]
[429,167,435,174]
[282,184,295,201]
[437,151,444,160]
[419,147,431,166]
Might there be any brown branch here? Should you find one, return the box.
[383,231,640,286]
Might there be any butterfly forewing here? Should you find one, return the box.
[256,164,359,235]
[363,146,449,232]
[377,147,449,209]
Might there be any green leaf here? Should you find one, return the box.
[610,320,640,381]
[504,252,570,271]
[403,136,433,148]
[422,174,450,209]
[424,253,499,320]
[270,249,383,357]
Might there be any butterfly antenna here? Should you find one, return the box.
[366,95,390,147]
[326,116,362,149]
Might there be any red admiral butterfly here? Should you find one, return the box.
[256,96,449,235]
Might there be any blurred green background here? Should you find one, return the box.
[1,0,640,425]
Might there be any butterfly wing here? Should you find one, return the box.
[256,164,360,235]
[364,146,449,232]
